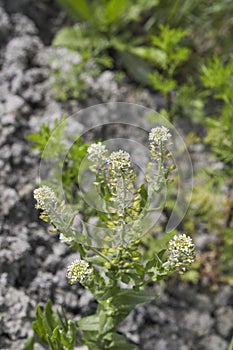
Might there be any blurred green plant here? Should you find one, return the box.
[130,25,191,112]
[50,0,233,100]
[201,54,233,173]
[51,0,158,98]
[200,54,233,280]
[27,117,90,210]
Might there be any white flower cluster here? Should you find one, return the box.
[87,142,108,163]
[66,259,93,285]
[163,233,195,272]
[33,186,57,212]
[107,150,132,173]
[149,126,171,146]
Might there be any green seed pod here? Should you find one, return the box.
[124,262,132,268]
[111,259,119,265]
[132,257,140,262]
[104,262,112,269]
[132,251,141,258]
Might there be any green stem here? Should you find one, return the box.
[90,247,112,263]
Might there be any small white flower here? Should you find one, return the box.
[66,259,93,285]
[149,126,171,145]
[107,150,132,172]
[87,142,108,163]
[163,233,195,272]
[34,186,57,212]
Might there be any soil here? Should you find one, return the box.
[0,1,232,350]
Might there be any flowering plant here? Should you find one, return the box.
[29,127,195,350]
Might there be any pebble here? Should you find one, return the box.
[0,187,19,215]
[0,7,11,41]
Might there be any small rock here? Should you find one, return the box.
[5,95,25,115]
[29,271,56,301]
[146,304,168,324]
[1,113,15,125]
[216,306,233,337]
[78,289,96,316]
[197,335,228,350]
[91,71,118,100]
[214,285,233,307]
[11,142,25,164]
[0,144,11,159]
[0,7,11,42]
[1,287,32,340]
[0,187,18,215]
[194,233,218,251]
[12,13,38,36]
[18,183,34,200]
[0,125,15,145]
[3,35,42,70]
[22,89,43,104]
[182,309,214,336]
[0,78,10,102]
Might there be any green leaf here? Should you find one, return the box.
[32,305,47,343]
[50,326,60,345]
[53,25,88,51]
[66,321,77,348]
[21,336,35,350]
[105,0,127,24]
[57,0,92,21]
[118,50,152,85]
[113,289,156,312]
[130,46,166,66]
[86,255,107,266]
[145,259,156,270]
[138,184,148,210]
[228,336,233,350]
[121,274,131,284]
[155,249,166,267]
[149,71,177,93]
[45,300,59,335]
[110,333,135,350]
[78,315,100,331]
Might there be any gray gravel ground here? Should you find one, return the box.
[0,1,232,350]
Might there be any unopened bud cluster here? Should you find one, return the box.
[163,233,195,272]
[66,259,93,285]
